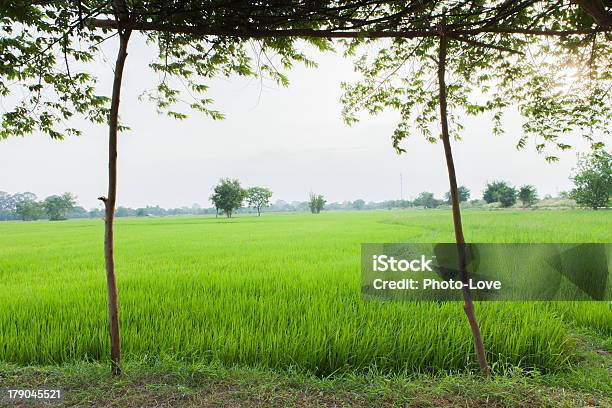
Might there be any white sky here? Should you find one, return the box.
[0,34,596,209]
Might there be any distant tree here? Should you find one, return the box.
[316,195,326,213]
[115,207,132,217]
[308,192,326,214]
[44,193,76,221]
[0,192,13,211]
[413,192,440,209]
[144,205,166,216]
[498,187,517,208]
[246,187,273,216]
[136,208,147,217]
[0,192,33,220]
[398,199,412,208]
[0,192,14,220]
[68,206,89,218]
[483,181,504,203]
[191,203,202,214]
[570,151,612,210]
[13,192,37,203]
[483,181,517,207]
[210,179,246,218]
[352,199,366,210]
[518,185,538,207]
[444,186,470,204]
[308,194,315,213]
[15,199,45,221]
[294,201,310,212]
[89,208,104,218]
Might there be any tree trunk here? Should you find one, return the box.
[99,29,131,376]
[437,34,489,374]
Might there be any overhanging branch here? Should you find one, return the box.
[572,0,612,27]
[88,18,611,39]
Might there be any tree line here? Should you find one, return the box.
[400,151,611,210]
[2,152,609,222]
[0,192,78,221]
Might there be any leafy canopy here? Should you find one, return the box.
[341,2,611,162]
[1,1,332,139]
[4,1,610,156]
[1,1,110,139]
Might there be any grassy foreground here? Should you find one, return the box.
[0,210,610,376]
[0,328,610,407]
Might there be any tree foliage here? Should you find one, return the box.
[413,191,441,208]
[0,1,332,140]
[15,198,45,221]
[44,192,76,221]
[352,199,366,210]
[0,1,111,139]
[308,192,326,214]
[6,2,610,148]
[518,185,538,207]
[210,178,246,218]
[445,186,470,203]
[569,150,612,209]
[246,187,273,216]
[0,191,36,219]
[341,2,611,162]
[483,181,517,207]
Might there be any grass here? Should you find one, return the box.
[0,210,610,377]
[1,340,610,407]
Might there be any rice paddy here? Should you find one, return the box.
[0,210,610,376]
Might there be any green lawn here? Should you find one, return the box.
[0,210,610,376]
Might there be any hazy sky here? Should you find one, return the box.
[0,35,596,209]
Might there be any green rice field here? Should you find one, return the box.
[0,210,610,376]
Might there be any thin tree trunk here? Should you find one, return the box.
[98,29,131,376]
[437,34,489,374]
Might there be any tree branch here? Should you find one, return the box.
[88,18,611,39]
[572,0,612,27]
